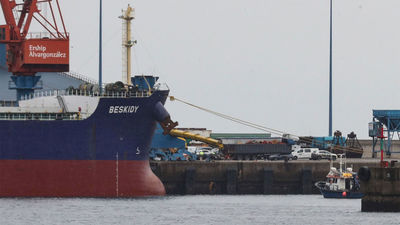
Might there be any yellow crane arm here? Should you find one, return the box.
[169,129,224,149]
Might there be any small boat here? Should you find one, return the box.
[315,155,364,198]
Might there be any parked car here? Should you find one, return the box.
[291,148,319,160]
[194,147,221,161]
[269,153,294,161]
[195,147,219,156]
[311,150,337,160]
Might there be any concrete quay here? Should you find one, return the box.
[151,159,380,195]
[360,164,400,212]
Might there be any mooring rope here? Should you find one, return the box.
[169,96,363,154]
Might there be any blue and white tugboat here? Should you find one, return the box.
[315,155,364,198]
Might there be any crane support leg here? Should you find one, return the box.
[10,75,42,100]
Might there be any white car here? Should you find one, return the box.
[311,150,337,160]
[187,146,197,154]
[195,147,213,156]
[291,148,319,160]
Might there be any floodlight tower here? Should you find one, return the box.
[329,0,333,137]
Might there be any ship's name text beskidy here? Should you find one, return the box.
[109,106,139,114]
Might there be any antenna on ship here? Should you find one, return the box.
[119,4,136,85]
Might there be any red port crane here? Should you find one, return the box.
[0,0,69,75]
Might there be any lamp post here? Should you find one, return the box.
[329,0,333,136]
[99,0,103,95]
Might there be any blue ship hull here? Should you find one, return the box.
[0,90,169,160]
[0,90,171,197]
[319,189,364,199]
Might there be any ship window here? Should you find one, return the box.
[345,179,350,189]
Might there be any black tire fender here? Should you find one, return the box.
[358,166,371,182]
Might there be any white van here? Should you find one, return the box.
[187,146,197,154]
[291,148,319,160]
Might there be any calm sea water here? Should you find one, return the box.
[0,195,399,225]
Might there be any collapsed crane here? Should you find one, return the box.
[0,0,69,100]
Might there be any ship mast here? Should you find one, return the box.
[119,5,136,85]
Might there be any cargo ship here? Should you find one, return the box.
[0,2,178,197]
[0,76,176,197]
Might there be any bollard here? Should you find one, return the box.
[226,169,237,194]
[301,169,312,194]
[263,168,274,194]
[185,167,196,194]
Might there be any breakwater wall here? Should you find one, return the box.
[151,160,379,195]
[360,165,400,212]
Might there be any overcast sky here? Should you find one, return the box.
[3,0,400,139]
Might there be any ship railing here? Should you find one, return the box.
[153,83,169,91]
[19,89,152,101]
[101,91,151,98]
[58,71,98,85]
[0,112,79,121]
[0,100,18,107]
[26,32,70,39]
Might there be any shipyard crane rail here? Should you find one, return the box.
[169,96,363,155]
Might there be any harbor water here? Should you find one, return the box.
[0,195,399,225]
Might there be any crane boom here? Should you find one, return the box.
[0,0,19,40]
[169,129,224,149]
[18,0,38,38]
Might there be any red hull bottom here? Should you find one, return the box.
[0,160,165,197]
